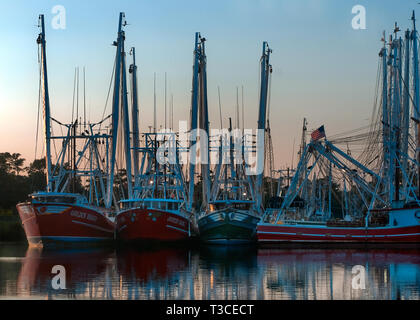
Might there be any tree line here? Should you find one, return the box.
[0,152,46,214]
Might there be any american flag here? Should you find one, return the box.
[311,125,325,142]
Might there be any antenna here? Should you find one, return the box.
[236,86,240,129]
[394,22,400,38]
[171,93,174,131]
[241,85,244,131]
[218,86,222,129]
[165,72,167,129]
[154,72,156,132]
[71,68,76,124]
[76,67,79,132]
[291,138,295,170]
[83,66,86,131]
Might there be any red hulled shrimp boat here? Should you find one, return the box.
[17,193,115,246]
[258,14,420,245]
[16,13,131,246]
[115,131,194,242]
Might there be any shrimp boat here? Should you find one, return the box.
[18,192,115,246]
[257,13,420,244]
[193,39,272,243]
[16,14,126,246]
[115,132,194,242]
[115,25,193,242]
[197,117,260,244]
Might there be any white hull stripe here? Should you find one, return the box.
[259,239,361,243]
[258,231,420,238]
[258,223,420,230]
[28,236,109,240]
[71,220,114,234]
[166,224,188,234]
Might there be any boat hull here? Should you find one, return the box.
[257,223,420,244]
[16,202,115,247]
[198,210,260,244]
[258,207,420,244]
[116,208,191,242]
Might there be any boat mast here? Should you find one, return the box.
[198,36,211,209]
[412,11,420,193]
[130,48,140,193]
[401,29,411,192]
[391,24,401,203]
[255,42,272,211]
[297,118,307,192]
[121,26,133,200]
[187,32,201,211]
[380,32,389,200]
[37,14,53,192]
[105,12,125,208]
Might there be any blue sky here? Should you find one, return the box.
[0,0,419,169]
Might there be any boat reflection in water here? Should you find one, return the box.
[11,245,420,300]
[116,247,190,299]
[257,248,420,300]
[196,245,259,299]
[16,247,113,299]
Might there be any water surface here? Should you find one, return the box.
[0,242,419,300]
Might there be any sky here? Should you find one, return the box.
[0,0,419,170]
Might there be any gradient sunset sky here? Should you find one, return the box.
[0,0,419,170]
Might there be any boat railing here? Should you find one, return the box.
[119,198,184,212]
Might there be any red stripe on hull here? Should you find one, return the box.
[257,224,420,243]
[116,208,190,242]
[16,202,115,245]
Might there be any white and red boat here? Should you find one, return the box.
[114,131,195,242]
[258,15,420,245]
[16,14,129,246]
[113,29,195,242]
[17,193,115,246]
[257,135,420,245]
[116,199,193,242]
[258,207,420,244]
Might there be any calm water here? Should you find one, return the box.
[0,242,419,300]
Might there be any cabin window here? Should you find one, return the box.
[33,196,75,204]
[168,202,178,211]
[159,201,167,210]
